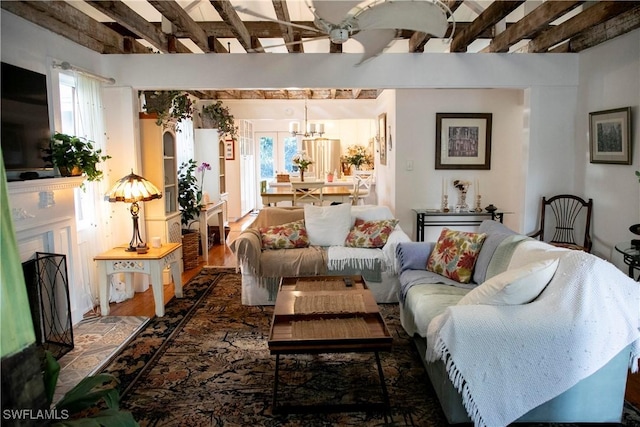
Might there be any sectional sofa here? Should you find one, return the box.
[396,220,640,426]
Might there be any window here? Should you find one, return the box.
[58,72,94,228]
[257,132,299,180]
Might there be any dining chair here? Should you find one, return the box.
[291,181,325,206]
[529,194,593,252]
[350,171,374,205]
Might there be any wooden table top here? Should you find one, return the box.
[94,242,181,260]
[268,276,392,354]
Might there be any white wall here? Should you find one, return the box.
[577,30,640,261]
[394,89,527,241]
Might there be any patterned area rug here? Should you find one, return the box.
[99,268,640,427]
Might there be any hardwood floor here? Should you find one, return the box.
[97,213,640,410]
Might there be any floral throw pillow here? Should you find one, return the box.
[426,228,486,283]
[345,218,399,248]
[259,220,309,249]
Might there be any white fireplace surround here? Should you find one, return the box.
[8,176,88,324]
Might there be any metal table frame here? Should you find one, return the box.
[413,210,504,242]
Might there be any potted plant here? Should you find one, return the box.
[142,90,193,128]
[199,101,238,141]
[48,132,111,182]
[177,160,211,269]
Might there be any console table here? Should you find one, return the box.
[412,209,505,242]
[94,242,182,317]
[199,200,226,264]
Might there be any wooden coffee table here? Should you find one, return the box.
[268,275,392,414]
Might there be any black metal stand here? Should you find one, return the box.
[22,252,74,359]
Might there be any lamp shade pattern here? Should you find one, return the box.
[106,172,162,203]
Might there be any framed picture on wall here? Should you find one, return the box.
[224,139,235,160]
[378,113,387,165]
[436,113,492,170]
[589,107,631,164]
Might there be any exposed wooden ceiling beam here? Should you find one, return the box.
[272,0,302,53]
[450,1,525,52]
[564,5,640,53]
[483,0,584,53]
[86,0,191,54]
[209,0,262,53]
[148,0,213,53]
[525,1,640,53]
[1,0,148,54]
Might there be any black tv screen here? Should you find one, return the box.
[1,62,53,174]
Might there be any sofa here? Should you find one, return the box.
[396,220,640,426]
[230,203,411,305]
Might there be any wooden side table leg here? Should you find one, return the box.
[149,261,165,317]
[172,260,183,298]
[97,261,110,316]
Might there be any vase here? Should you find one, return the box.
[300,169,305,182]
[456,190,469,212]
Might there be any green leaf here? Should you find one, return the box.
[55,374,120,413]
[43,350,60,405]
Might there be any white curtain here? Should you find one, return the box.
[74,73,112,311]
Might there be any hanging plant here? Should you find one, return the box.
[199,101,238,141]
[142,90,193,129]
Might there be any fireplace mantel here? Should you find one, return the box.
[7,176,86,195]
[7,175,87,323]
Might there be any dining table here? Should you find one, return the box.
[260,184,352,206]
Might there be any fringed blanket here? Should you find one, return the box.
[426,241,640,427]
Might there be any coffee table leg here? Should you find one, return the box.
[273,354,281,413]
[375,351,390,410]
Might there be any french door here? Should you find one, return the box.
[257,132,299,181]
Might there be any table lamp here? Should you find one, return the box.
[106,170,162,252]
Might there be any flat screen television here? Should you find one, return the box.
[1,62,54,180]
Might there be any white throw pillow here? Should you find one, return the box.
[304,203,352,246]
[457,258,559,306]
[350,205,393,226]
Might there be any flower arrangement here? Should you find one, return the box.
[453,179,472,192]
[453,179,472,211]
[292,151,313,182]
[344,144,373,169]
[178,160,210,227]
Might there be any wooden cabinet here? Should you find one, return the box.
[139,113,182,245]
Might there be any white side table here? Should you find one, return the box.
[199,200,226,264]
[94,242,182,317]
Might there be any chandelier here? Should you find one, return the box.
[289,100,325,138]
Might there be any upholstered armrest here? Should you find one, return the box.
[396,242,435,274]
[229,228,262,273]
[382,227,413,273]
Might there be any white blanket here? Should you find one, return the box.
[426,241,640,427]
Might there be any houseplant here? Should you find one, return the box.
[48,132,111,182]
[42,351,138,426]
[142,90,193,128]
[178,160,210,269]
[199,101,238,141]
